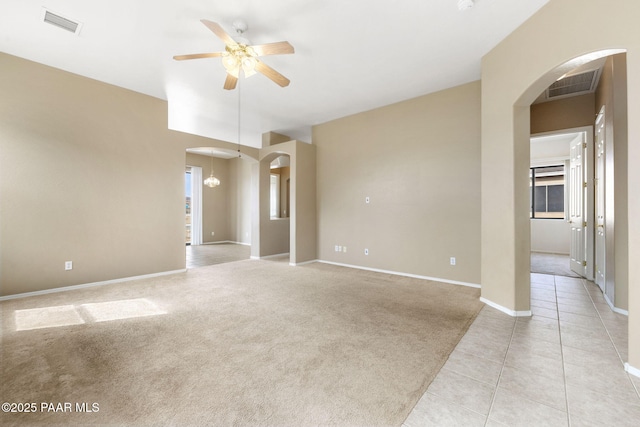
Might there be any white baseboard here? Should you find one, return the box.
[0,269,187,301]
[201,240,250,246]
[290,259,318,267]
[259,253,290,260]
[530,250,570,256]
[604,293,629,316]
[317,260,481,289]
[480,297,532,317]
[625,363,640,378]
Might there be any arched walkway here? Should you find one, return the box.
[480,0,639,374]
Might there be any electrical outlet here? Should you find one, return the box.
[450,257,456,266]
[335,245,339,252]
[365,196,370,204]
[364,248,369,255]
[65,261,73,270]
[343,246,347,253]
[211,231,215,236]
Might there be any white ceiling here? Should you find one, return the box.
[0,0,550,148]
[530,132,580,163]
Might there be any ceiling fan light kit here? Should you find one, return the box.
[174,19,294,90]
[222,44,258,78]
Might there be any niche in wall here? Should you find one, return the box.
[269,155,290,219]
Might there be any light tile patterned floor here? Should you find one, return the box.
[403,274,640,427]
[186,243,251,268]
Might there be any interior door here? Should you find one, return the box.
[569,134,587,276]
[595,109,606,291]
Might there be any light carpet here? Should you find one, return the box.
[530,252,579,277]
[1,260,482,426]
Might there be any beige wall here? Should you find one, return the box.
[185,153,229,243]
[530,220,570,254]
[313,81,481,284]
[595,54,629,310]
[228,157,253,244]
[530,94,595,135]
[292,142,317,264]
[0,53,259,297]
[0,54,194,295]
[481,0,639,368]
[262,131,292,147]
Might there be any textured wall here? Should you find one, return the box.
[314,81,481,285]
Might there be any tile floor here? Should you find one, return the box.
[185,242,251,268]
[403,274,640,427]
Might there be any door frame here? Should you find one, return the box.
[530,126,594,279]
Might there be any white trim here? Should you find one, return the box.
[202,240,250,246]
[250,256,260,260]
[0,269,187,301]
[260,253,290,260]
[625,363,640,379]
[290,259,318,267]
[317,260,481,289]
[604,293,629,316]
[531,126,595,140]
[480,297,532,317]
[530,250,570,256]
[530,156,570,167]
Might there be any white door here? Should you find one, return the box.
[569,134,587,276]
[595,108,606,291]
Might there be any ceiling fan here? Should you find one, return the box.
[174,19,294,90]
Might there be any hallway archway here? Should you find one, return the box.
[479,0,640,375]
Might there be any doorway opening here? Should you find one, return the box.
[185,147,253,269]
[526,51,628,315]
[530,130,588,278]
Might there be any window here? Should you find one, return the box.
[530,165,565,219]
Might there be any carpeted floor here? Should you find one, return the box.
[530,252,579,277]
[0,260,482,426]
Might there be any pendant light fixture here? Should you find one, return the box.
[204,150,220,188]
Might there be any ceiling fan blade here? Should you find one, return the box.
[173,52,224,61]
[250,41,294,56]
[201,19,236,46]
[223,73,238,90]
[255,61,290,87]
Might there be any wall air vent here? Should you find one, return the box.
[42,9,82,35]
[546,69,600,100]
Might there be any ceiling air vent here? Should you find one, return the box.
[547,69,600,100]
[43,9,82,35]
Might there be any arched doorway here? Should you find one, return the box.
[479,0,639,375]
[253,140,316,266]
[184,145,258,268]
